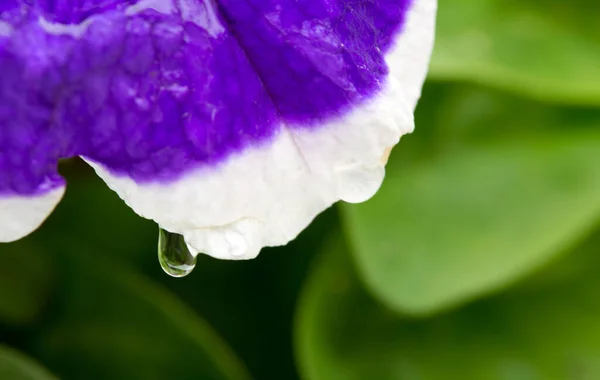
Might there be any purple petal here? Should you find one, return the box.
[0,0,412,194]
[0,0,436,257]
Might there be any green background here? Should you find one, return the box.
[2,0,600,379]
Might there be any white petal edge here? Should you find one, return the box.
[0,186,65,242]
[391,0,438,110]
[86,0,437,260]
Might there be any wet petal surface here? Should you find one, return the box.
[0,0,436,258]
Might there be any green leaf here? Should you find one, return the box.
[296,235,600,380]
[430,0,600,104]
[342,129,600,314]
[33,240,252,380]
[0,345,57,380]
[0,241,55,325]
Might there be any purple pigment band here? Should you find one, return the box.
[0,0,412,195]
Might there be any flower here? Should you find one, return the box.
[0,0,436,260]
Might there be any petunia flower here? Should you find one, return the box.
[0,0,436,264]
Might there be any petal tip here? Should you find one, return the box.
[0,187,65,242]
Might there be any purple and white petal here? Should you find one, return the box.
[0,0,436,258]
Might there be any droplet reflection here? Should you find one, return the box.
[158,227,197,277]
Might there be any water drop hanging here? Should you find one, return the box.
[158,227,197,277]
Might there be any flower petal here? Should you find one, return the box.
[0,0,436,257]
[0,187,64,242]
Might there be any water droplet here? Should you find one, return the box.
[158,228,197,277]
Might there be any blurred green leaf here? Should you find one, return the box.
[431,0,600,104]
[295,234,600,380]
[0,345,57,380]
[32,239,251,380]
[0,241,54,325]
[157,208,339,380]
[342,130,600,314]
[53,160,156,265]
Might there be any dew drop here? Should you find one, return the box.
[158,228,197,277]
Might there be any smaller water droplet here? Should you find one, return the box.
[158,228,197,277]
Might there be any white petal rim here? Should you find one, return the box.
[0,187,65,242]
